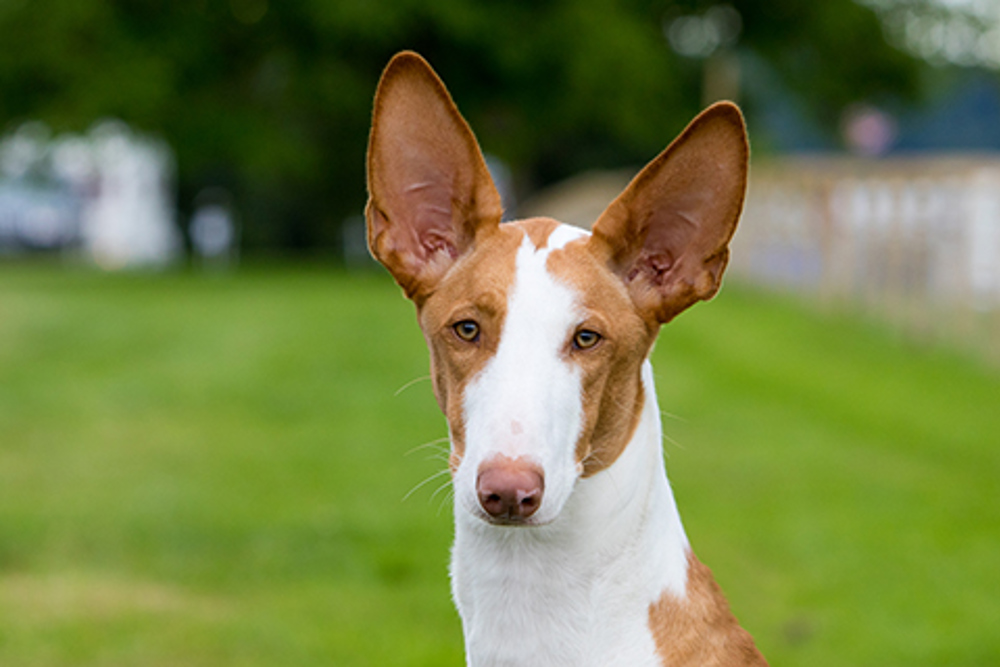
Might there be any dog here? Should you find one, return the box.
[366,51,766,667]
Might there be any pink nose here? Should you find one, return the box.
[476,457,545,522]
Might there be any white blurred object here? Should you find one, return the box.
[0,119,182,268]
[190,187,239,269]
[967,168,1000,310]
[82,121,182,269]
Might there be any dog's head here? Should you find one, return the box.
[366,52,747,527]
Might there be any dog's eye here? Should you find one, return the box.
[573,329,601,350]
[453,320,480,342]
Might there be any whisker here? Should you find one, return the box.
[401,468,452,503]
[436,488,455,516]
[420,454,452,470]
[581,447,612,475]
[659,410,687,423]
[394,375,432,397]
[661,429,684,454]
[586,453,609,469]
[603,460,624,506]
[404,437,450,457]
[430,477,454,503]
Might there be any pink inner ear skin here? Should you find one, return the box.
[423,230,459,260]
[627,251,674,285]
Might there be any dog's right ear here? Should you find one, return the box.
[366,51,503,303]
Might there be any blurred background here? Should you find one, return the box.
[2,0,1000,353]
[1,1,998,665]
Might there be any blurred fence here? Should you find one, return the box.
[731,156,1000,362]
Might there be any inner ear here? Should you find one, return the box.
[589,102,749,324]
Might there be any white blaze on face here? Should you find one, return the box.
[457,226,588,524]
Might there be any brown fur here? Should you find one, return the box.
[417,223,524,470]
[520,216,562,249]
[649,553,769,666]
[545,233,654,476]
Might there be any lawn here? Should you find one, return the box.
[0,262,997,666]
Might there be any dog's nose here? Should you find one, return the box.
[477,457,544,522]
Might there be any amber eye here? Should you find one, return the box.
[453,320,480,342]
[573,329,601,350]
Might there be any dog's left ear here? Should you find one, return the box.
[588,102,748,324]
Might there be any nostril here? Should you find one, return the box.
[476,457,545,522]
[518,493,540,515]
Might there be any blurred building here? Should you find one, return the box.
[0,120,182,268]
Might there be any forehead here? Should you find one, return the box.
[421,217,641,331]
[420,221,525,321]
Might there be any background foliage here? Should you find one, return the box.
[0,0,922,250]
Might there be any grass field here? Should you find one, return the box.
[1,262,997,666]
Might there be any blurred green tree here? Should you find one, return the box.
[0,0,922,252]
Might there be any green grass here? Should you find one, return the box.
[1,262,997,666]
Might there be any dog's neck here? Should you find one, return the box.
[451,361,690,667]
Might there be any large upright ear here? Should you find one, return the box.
[588,102,748,324]
[366,51,503,303]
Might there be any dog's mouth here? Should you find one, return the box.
[476,510,546,527]
[461,494,554,527]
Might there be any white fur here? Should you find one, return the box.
[455,233,583,525]
[450,225,690,667]
[545,222,588,250]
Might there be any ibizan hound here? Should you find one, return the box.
[366,51,767,667]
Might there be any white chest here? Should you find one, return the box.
[450,393,690,667]
[451,527,666,667]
